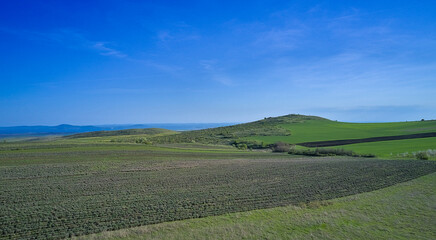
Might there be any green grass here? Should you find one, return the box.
[148,114,327,145]
[334,137,436,159]
[65,128,177,139]
[245,119,436,144]
[138,114,436,157]
[77,172,436,240]
[51,114,436,158]
[238,116,436,158]
[2,142,435,239]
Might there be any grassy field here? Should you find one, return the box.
[333,137,436,159]
[78,172,436,240]
[120,114,435,158]
[54,114,436,159]
[149,114,436,159]
[1,142,435,239]
[64,128,177,139]
[247,118,436,144]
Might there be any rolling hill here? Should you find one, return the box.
[65,128,177,139]
[63,114,436,159]
[149,114,436,149]
[0,123,234,138]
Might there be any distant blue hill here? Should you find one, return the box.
[0,123,236,138]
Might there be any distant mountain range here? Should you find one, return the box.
[0,123,236,138]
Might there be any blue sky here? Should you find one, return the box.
[1,0,435,126]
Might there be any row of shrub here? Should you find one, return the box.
[396,149,435,160]
[110,137,152,144]
[293,147,354,156]
[230,140,269,150]
[271,142,375,158]
[415,152,429,160]
[271,142,292,152]
[289,148,375,158]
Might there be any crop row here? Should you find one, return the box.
[1,157,436,239]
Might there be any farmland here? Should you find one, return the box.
[79,172,436,240]
[1,141,436,239]
[1,114,436,239]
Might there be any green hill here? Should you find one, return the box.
[65,128,177,139]
[244,117,436,144]
[150,114,325,146]
[148,114,436,158]
[61,114,436,159]
[149,114,435,144]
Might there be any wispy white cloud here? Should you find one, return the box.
[157,30,173,42]
[330,8,361,22]
[92,42,126,58]
[215,6,436,88]
[212,75,235,86]
[154,21,201,51]
[254,28,304,50]
[307,4,322,14]
[199,60,217,71]
[0,27,191,74]
[0,27,127,58]
[156,28,200,45]
[198,60,236,86]
[84,88,148,94]
[137,60,184,73]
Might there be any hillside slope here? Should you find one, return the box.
[149,114,436,147]
[243,117,436,145]
[150,114,325,146]
[65,128,176,139]
[60,114,436,158]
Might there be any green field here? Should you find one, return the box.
[142,114,436,159]
[65,128,177,139]
[333,137,436,159]
[246,118,436,144]
[6,114,434,159]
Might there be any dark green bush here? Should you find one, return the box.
[289,148,375,158]
[237,143,248,150]
[231,140,267,149]
[272,142,291,152]
[360,153,376,158]
[135,137,152,144]
[416,152,429,160]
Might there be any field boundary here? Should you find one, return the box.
[297,132,436,147]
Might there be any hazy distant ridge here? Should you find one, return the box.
[0,123,235,137]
